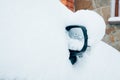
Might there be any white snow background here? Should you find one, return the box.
[0,0,120,80]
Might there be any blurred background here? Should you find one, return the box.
[61,0,120,51]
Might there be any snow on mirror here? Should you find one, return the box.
[0,0,120,80]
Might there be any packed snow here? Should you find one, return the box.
[66,28,85,51]
[0,0,120,80]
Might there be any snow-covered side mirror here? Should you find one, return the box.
[65,25,88,65]
[65,10,106,47]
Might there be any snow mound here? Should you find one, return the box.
[65,10,106,46]
[0,0,120,80]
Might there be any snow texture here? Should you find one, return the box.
[68,38,84,51]
[0,0,120,80]
[67,28,84,51]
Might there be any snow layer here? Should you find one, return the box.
[108,17,120,21]
[0,0,120,80]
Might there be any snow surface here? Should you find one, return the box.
[67,28,84,51]
[0,0,120,80]
[108,17,120,21]
[68,38,84,51]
